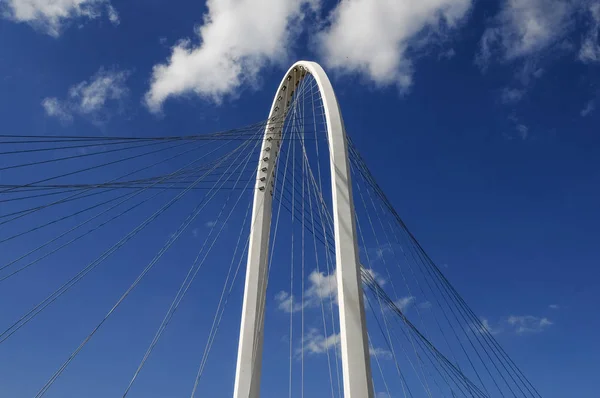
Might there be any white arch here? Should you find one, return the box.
[233,61,373,398]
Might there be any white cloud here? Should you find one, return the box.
[276,267,387,314]
[393,296,415,312]
[106,3,118,25]
[42,68,129,122]
[69,69,128,114]
[439,47,457,60]
[505,114,530,140]
[370,346,392,360]
[579,38,600,62]
[275,290,308,313]
[275,267,390,315]
[548,304,561,310]
[275,269,337,313]
[41,97,72,122]
[473,318,502,335]
[501,87,526,104]
[474,314,553,335]
[374,245,390,260]
[3,0,118,37]
[493,59,545,104]
[478,2,600,105]
[581,99,596,116]
[316,0,472,91]
[418,301,432,309]
[299,328,340,355]
[477,0,576,67]
[507,315,553,334]
[144,0,317,112]
[363,268,386,287]
[306,269,338,301]
[367,243,403,263]
[516,124,529,140]
[579,3,600,63]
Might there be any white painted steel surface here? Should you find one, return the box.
[233,61,373,398]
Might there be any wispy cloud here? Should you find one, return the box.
[516,124,529,140]
[42,67,129,123]
[500,87,526,104]
[370,346,392,360]
[363,268,387,287]
[275,269,337,313]
[276,267,388,313]
[548,304,561,310]
[477,0,576,68]
[69,69,128,114]
[479,0,600,68]
[476,0,593,106]
[41,97,72,123]
[388,295,431,313]
[106,4,119,25]
[366,242,402,263]
[507,315,553,334]
[394,296,415,312]
[374,245,392,260]
[504,114,530,140]
[298,328,339,356]
[297,331,391,360]
[472,318,502,335]
[532,67,545,79]
[581,100,596,117]
[439,48,457,60]
[418,301,433,310]
[274,291,305,313]
[472,314,553,336]
[3,0,118,37]
[579,3,600,63]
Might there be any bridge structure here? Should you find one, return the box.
[0,61,541,398]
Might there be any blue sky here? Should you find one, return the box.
[1,0,600,397]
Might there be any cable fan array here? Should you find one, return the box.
[0,73,539,398]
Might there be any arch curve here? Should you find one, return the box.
[233,61,373,398]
